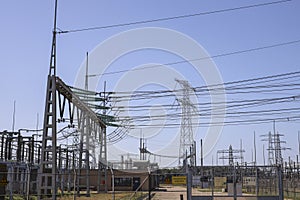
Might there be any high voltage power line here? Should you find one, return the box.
[58,0,292,34]
[72,70,300,102]
[61,0,299,130]
[54,0,298,81]
[71,70,300,128]
[82,39,300,77]
[117,97,300,120]
[107,70,300,99]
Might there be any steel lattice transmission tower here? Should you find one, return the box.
[261,131,275,165]
[274,133,283,166]
[262,130,290,166]
[273,132,290,166]
[217,145,245,166]
[176,79,196,166]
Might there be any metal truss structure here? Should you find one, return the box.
[217,145,245,166]
[176,79,197,167]
[37,1,107,198]
[38,74,107,199]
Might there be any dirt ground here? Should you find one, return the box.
[55,185,284,200]
[54,186,187,200]
[54,186,221,200]
[151,185,187,200]
[56,191,147,200]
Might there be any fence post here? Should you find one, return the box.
[233,166,237,200]
[148,170,151,200]
[186,165,192,200]
[210,167,214,200]
[255,166,259,197]
[278,166,284,200]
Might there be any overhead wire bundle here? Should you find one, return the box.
[107,70,300,128]
[55,0,299,145]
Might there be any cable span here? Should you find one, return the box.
[58,0,292,34]
[86,39,300,77]
[67,70,300,130]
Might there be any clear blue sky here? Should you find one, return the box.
[0,0,300,166]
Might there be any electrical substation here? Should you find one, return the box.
[1,1,300,200]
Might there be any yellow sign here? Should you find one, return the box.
[214,177,226,188]
[0,177,8,186]
[172,176,186,185]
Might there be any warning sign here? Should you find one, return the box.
[172,176,186,185]
[214,177,226,188]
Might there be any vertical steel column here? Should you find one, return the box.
[255,167,259,197]
[30,137,34,163]
[17,134,22,162]
[4,135,8,160]
[77,111,85,196]
[38,75,58,199]
[97,161,101,193]
[85,118,91,197]
[8,133,12,160]
[103,127,108,192]
[58,146,62,195]
[0,134,4,160]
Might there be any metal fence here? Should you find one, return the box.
[0,163,300,199]
[190,165,284,200]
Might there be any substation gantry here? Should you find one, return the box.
[37,1,108,199]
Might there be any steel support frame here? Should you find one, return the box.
[38,75,58,199]
[38,76,106,199]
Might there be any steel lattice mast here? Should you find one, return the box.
[37,0,58,198]
[37,1,107,198]
[176,79,196,166]
[261,126,290,167]
[261,131,275,165]
[274,133,283,166]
